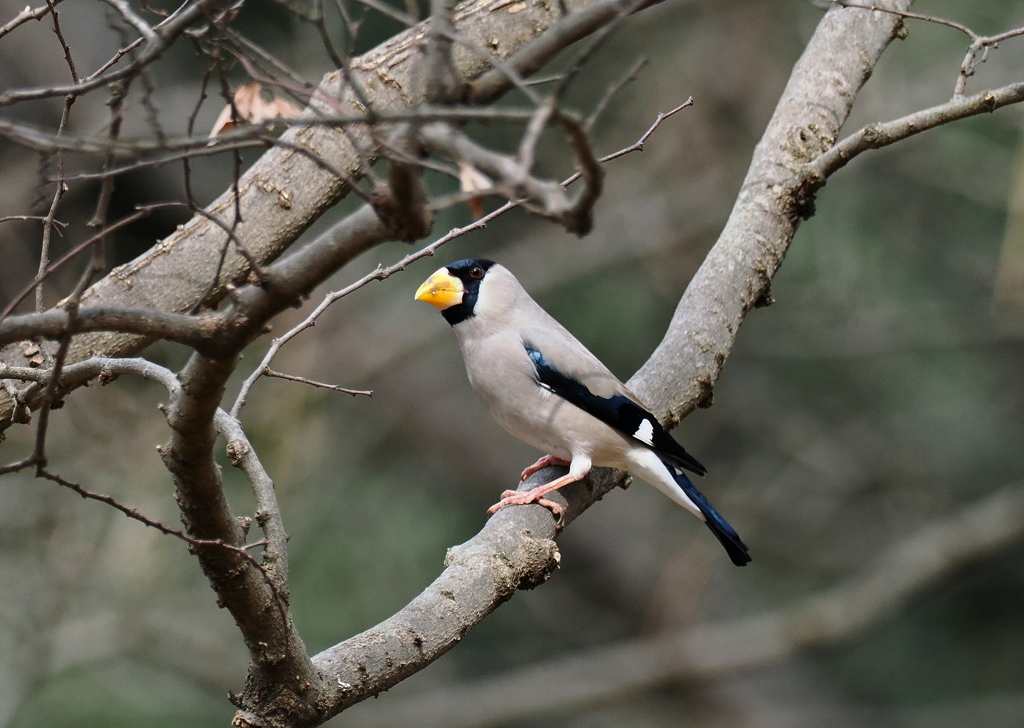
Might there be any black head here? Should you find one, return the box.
[437,258,495,326]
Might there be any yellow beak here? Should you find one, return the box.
[415,268,464,310]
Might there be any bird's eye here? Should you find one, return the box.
[469,265,484,279]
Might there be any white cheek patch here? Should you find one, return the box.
[634,418,655,446]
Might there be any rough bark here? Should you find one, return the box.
[0,0,675,430]
[242,1,920,724]
[631,0,913,421]
[342,485,1024,728]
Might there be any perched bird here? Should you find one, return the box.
[415,259,751,566]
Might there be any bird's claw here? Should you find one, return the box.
[487,489,564,521]
[519,455,571,482]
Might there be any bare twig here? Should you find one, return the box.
[800,82,1024,201]
[0,0,64,40]
[0,0,226,107]
[36,97,74,313]
[0,215,66,227]
[44,0,78,82]
[99,0,157,40]
[583,56,647,132]
[37,468,260,556]
[32,0,80,321]
[231,101,690,416]
[264,370,373,396]
[3,209,153,320]
[835,1,1024,97]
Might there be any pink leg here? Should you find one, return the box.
[487,471,583,520]
[520,454,571,482]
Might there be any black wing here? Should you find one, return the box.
[524,343,707,476]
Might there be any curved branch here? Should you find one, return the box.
[292,468,604,726]
[349,484,1024,728]
[0,306,210,350]
[800,81,1024,190]
[0,0,681,430]
[631,0,914,420]
[238,4,927,724]
[0,0,228,106]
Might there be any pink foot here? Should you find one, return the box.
[487,489,564,519]
[520,455,571,482]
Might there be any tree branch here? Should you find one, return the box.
[0,0,228,106]
[631,0,915,421]
[800,81,1024,192]
[348,484,1024,728]
[0,0,683,430]
[161,349,322,724]
[257,2,924,723]
[229,102,687,417]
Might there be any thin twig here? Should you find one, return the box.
[38,468,258,553]
[834,2,1024,97]
[2,208,153,320]
[584,56,647,132]
[0,0,64,40]
[99,0,157,40]
[38,467,290,620]
[0,0,226,107]
[0,216,67,227]
[45,0,79,83]
[265,369,373,396]
[37,94,76,313]
[230,101,690,415]
[563,97,692,185]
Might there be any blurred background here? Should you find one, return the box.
[1,0,1023,726]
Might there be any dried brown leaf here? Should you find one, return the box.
[209,83,304,138]
[459,162,493,221]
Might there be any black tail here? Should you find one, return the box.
[672,468,751,566]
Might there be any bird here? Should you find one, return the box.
[415,258,751,566]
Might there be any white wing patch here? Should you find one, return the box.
[634,417,655,446]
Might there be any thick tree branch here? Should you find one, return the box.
[0,0,683,430]
[294,474,591,726]
[147,179,427,724]
[161,350,322,725]
[268,2,924,723]
[631,0,914,421]
[0,306,211,350]
[349,484,1024,728]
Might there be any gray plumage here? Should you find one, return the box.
[416,258,750,565]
